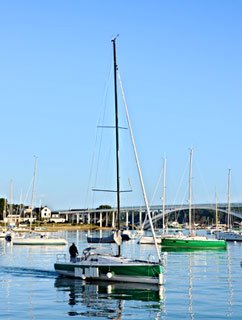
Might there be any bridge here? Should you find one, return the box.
[142,205,242,229]
[56,203,242,229]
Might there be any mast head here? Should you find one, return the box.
[111,34,119,43]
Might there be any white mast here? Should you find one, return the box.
[162,158,167,233]
[118,71,162,262]
[30,156,37,230]
[215,192,218,229]
[188,148,193,234]
[227,169,231,230]
[9,179,13,215]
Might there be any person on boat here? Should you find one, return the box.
[69,243,79,262]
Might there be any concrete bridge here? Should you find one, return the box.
[56,203,242,229]
[142,205,242,229]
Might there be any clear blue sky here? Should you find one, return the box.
[0,1,242,210]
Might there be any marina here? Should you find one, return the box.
[1,1,242,319]
[1,229,242,319]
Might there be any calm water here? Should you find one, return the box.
[1,230,242,319]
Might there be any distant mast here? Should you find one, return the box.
[227,169,231,230]
[30,156,37,231]
[188,148,193,234]
[112,36,121,257]
[215,192,218,229]
[162,158,167,233]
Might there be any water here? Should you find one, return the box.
[1,230,242,319]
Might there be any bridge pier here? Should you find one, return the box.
[125,211,129,228]
[132,211,134,230]
[112,211,115,228]
[139,209,142,228]
[76,213,80,224]
[99,212,102,228]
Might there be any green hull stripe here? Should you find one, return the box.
[54,263,162,277]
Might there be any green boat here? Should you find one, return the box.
[160,149,226,251]
[54,247,163,285]
[161,236,227,249]
[54,38,163,286]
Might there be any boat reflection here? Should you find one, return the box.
[161,247,226,253]
[55,277,164,302]
[54,277,164,318]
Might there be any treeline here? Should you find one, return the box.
[0,198,23,220]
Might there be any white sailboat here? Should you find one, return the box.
[215,169,242,241]
[54,37,164,285]
[12,157,67,246]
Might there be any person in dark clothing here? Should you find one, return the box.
[69,243,79,262]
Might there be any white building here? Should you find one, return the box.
[41,206,51,219]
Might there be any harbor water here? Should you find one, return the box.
[1,230,242,319]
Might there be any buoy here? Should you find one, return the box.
[106,272,112,278]
[82,274,86,280]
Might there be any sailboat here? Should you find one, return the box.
[54,37,163,285]
[12,157,67,246]
[161,149,226,249]
[215,169,242,241]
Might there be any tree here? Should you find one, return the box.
[96,205,112,210]
[0,198,7,220]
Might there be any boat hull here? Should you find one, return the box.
[12,238,67,245]
[138,236,162,244]
[87,235,115,243]
[54,255,163,285]
[161,237,226,249]
[87,233,129,243]
[215,231,242,241]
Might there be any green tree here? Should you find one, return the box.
[0,198,7,220]
[97,204,112,210]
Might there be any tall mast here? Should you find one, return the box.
[9,179,13,215]
[112,37,121,256]
[227,169,231,230]
[30,156,37,231]
[188,148,193,234]
[162,158,167,233]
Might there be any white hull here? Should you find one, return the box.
[138,236,162,244]
[12,233,67,245]
[215,230,242,241]
[13,238,67,245]
[0,232,8,239]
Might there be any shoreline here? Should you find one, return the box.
[1,223,113,233]
[40,224,113,232]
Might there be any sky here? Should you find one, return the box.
[0,0,242,210]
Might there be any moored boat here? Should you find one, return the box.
[215,230,242,241]
[161,235,227,249]
[214,170,242,241]
[161,149,226,250]
[12,232,67,245]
